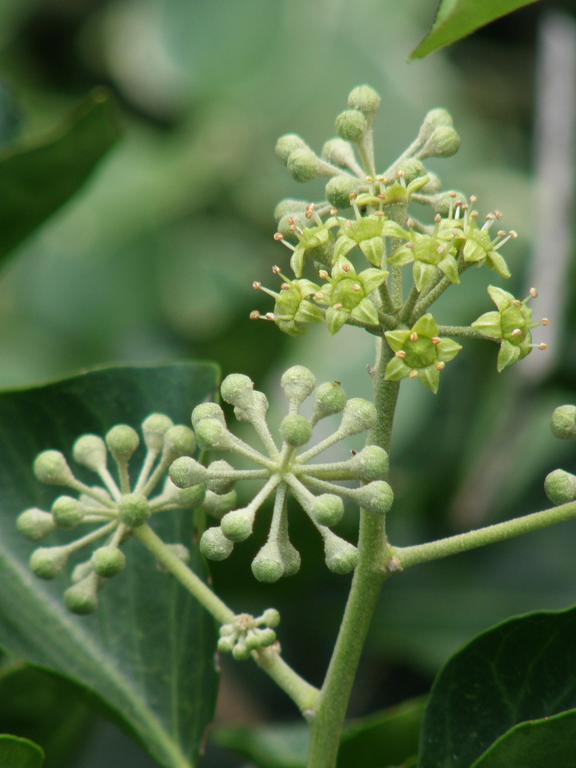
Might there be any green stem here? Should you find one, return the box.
[393,501,576,569]
[399,285,420,324]
[437,325,493,341]
[134,524,319,715]
[307,343,399,768]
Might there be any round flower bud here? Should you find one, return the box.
[551,405,576,440]
[420,126,460,159]
[30,546,68,579]
[142,413,174,452]
[33,450,75,487]
[17,508,55,541]
[279,415,312,447]
[217,635,235,654]
[169,456,208,488]
[340,398,377,436]
[311,494,344,527]
[105,424,140,463]
[281,365,316,405]
[207,460,236,494]
[395,158,425,182]
[355,481,394,515]
[432,190,467,215]
[313,381,347,421]
[51,495,84,529]
[275,133,308,164]
[219,623,236,638]
[544,469,576,505]
[195,419,232,451]
[64,575,98,615]
[252,542,284,583]
[245,629,264,651]
[421,171,442,193]
[323,533,358,575]
[418,108,454,143]
[71,560,93,584]
[321,138,356,168]
[118,493,150,528]
[200,526,234,561]
[92,546,126,577]
[201,490,238,518]
[287,148,322,182]
[256,627,277,647]
[221,508,255,542]
[347,84,381,115]
[220,373,254,408]
[191,402,225,429]
[349,445,389,481]
[166,480,206,509]
[261,608,280,628]
[273,198,309,221]
[72,435,107,472]
[162,425,196,461]
[325,175,360,208]
[278,537,301,577]
[277,212,308,240]
[335,110,367,143]
[232,641,250,661]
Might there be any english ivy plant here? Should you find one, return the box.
[2,78,575,768]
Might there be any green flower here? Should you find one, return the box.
[335,214,405,267]
[384,315,462,393]
[461,212,517,278]
[251,269,323,336]
[273,207,338,278]
[472,285,548,372]
[316,257,387,333]
[389,228,459,293]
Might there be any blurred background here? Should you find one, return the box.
[0,0,575,765]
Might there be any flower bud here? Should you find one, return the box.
[354,481,394,515]
[73,435,107,472]
[544,469,576,505]
[349,445,389,481]
[277,212,308,240]
[168,481,206,509]
[281,365,316,405]
[551,405,576,440]
[255,627,277,647]
[323,533,358,574]
[105,424,140,463]
[340,398,377,435]
[30,546,68,579]
[232,641,250,661]
[64,574,99,615]
[275,133,308,164]
[432,190,467,215]
[261,608,280,628]
[421,171,442,193]
[118,493,150,528]
[194,419,232,450]
[142,414,174,452]
[221,508,255,542]
[51,495,84,529]
[252,542,284,583]
[71,560,93,584]
[17,508,56,541]
[313,381,347,421]
[220,373,254,408]
[311,494,344,527]
[200,526,234,561]
[207,460,236,493]
[201,490,238,518]
[92,546,126,577]
[325,175,360,208]
[33,450,75,487]
[418,108,454,144]
[162,425,196,461]
[273,198,309,221]
[420,126,460,159]
[287,148,322,182]
[321,138,357,168]
[279,415,312,447]
[395,158,426,182]
[169,456,208,488]
[278,537,301,577]
[335,110,368,143]
[191,402,225,429]
[347,84,381,115]
[245,629,264,651]
[217,635,235,654]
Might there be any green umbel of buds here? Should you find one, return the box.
[181,366,391,580]
[384,314,462,394]
[472,286,547,372]
[218,610,280,661]
[551,405,576,440]
[20,412,205,615]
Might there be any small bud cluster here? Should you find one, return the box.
[217,608,280,660]
[17,415,201,614]
[544,405,576,506]
[169,367,393,581]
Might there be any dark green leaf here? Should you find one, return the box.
[0,734,44,767]
[0,362,220,768]
[419,606,576,767]
[472,709,576,767]
[0,89,120,266]
[214,722,309,768]
[411,0,541,59]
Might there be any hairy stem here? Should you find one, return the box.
[438,325,494,341]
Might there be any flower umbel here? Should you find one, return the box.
[218,608,280,660]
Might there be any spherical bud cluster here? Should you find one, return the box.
[217,610,280,661]
[118,493,150,528]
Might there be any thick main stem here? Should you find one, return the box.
[307,344,399,768]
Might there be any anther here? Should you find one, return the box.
[542,317,550,326]
[272,265,281,274]
[410,332,418,342]
[330,207,338,216]
[265,312,275,321]
[538,343,548,351]
[342,263,351,273]
[351,283,362,292]
[249,310,260,320]
[318,270,330,280]
[431,336,441,345]
[529,287,538,298]
[273,232,284,241]
[409,370,419,379]
[436,361,446,371]
[281,283,290,291]
[396,350,407,359]
[469,194,478,204]
[511,328,522,338]
[252,281,262,290]
[334,303,344,310]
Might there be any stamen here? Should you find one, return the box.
[436,361,446,371]
[410,332,418,342]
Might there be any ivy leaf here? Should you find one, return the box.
[0,734,44,768]
[0,89,120,267]
[411,0,541,59]
[419,607,576,767]
[472,709,576,767]
[0,362,220,768]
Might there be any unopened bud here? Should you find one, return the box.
[420,126,460,159]
[313,381,347,421]
[169,456,207,487]
[207,460,236,493]
[281,365,316,404]
[418,108,454,144]
[323,533,358,574]
[73,435,107,472]
[64,574,99,615]
[251,542,284,583]
[200,526,234,561]
[30,546,68,579]
[191,402,225,428]
[34,450,75,487]
[311,494,344,527]
[195,419,231,450]
[221,373,254,408]
[335,109,368,143]
[433,191,467,215]
[544,469,576,505]
[280,415,313,447]
[287,148,322,182]
[162,425,196,461]
[221,508,255,542]
[349,445,389,481]
[232,641,250,661]
[201,489,238,518]
[273,198,309,221]
[275,133,308,164]
[255,627,277,647]
[52,495,84,529]
[347,84,381,115]
[395,158,425,182]
[325,175,360,208]
[322,138,357,168]
[340,398,377,435]
[142,414,174,452]
[354,480,394,515]
[17,508,55,541]
[551,405,576,440]
[92,546,126,577]
[118,493,150,527]
[106,425,139,462]
[261,608,281,627]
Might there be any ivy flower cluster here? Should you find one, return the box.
[218,608,280,660]
[17,415,200,614]
[169,366,393,582]
[544,405,576,506]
